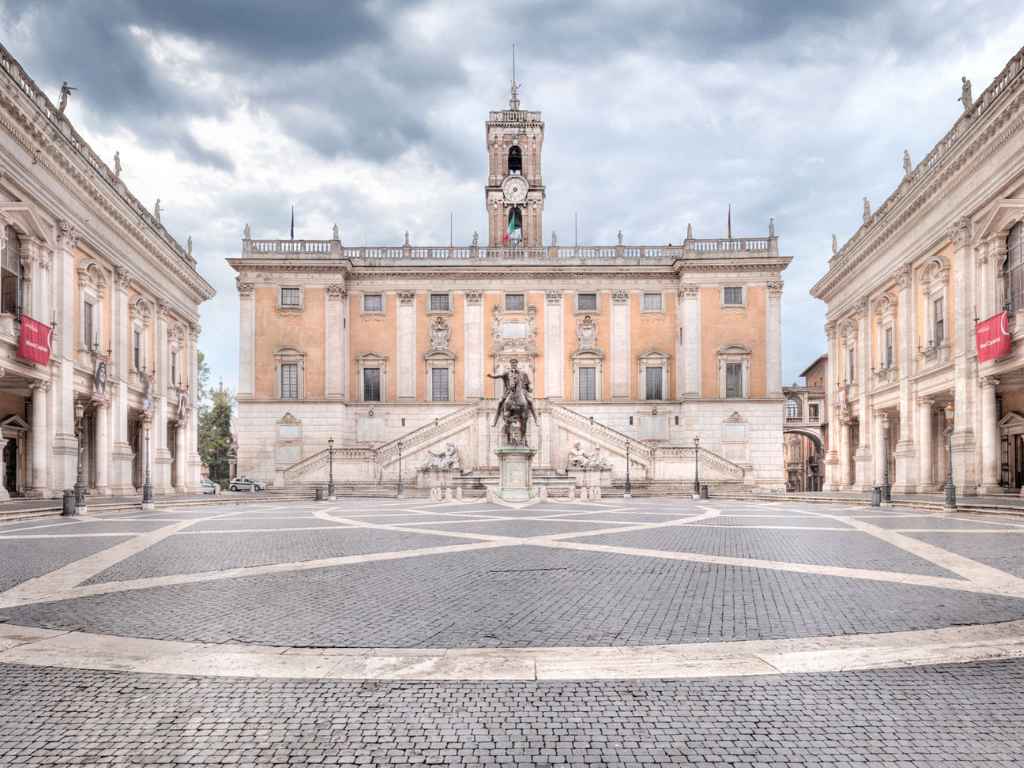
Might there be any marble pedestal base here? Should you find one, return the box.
[496,446,536,502]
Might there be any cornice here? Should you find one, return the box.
[813,60,1024,301]
[0,59,215,305]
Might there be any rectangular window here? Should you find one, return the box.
[1,226,22,316]
[431,368,450,401]
[884,327,893,368]
[505,293,525,311]
[1008,222,1024,311]
[429,293,450,312]
[132,329,142,370]
[933,298,945,344]
[577,293,597,311]
[723,287,743,305]
[363,293,383,313]
[83,301,94,349]
[642,293,663,311]
[578,367,597,400]
[726,362,743,398]
[280,363,298,400]
[809,403,820,421]
[280,287,301,307]
[363,367,381,401]
[645,366,663,400]
[170,351,178,386]
[847,346,856,383]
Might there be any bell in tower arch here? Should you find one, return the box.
[508,145,522,175]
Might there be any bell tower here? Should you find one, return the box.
[485,68,545,247]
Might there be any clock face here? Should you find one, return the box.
[502,175,528,204]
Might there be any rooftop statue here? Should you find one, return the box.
[959,76,973,114]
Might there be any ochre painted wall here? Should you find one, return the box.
[254,286,326,399]
[699,286,767,397]
[349,290,396,400]
[629,289,676,398]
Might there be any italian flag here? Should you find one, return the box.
[505,207,522,243]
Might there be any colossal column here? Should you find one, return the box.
[111,266,132,493]
[544,291,563,399]
[397,291,416,399]
[765,280,783,395]
[94,403,109,494]
[52,221,79,490]
[611,290,630,398]
[29,382,48,497]
[917,397,934,489]
[853,299,873,490]
[464,290,484,399]
[979,377,1001,494]
[822,322,841,491]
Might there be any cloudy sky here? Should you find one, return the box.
[2,1,1023,394]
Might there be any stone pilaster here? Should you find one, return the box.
[950,218,977,494]
[680,286,700,397]
[188,323,202,491]
[397,291,416,399]
[822,322,841,491]
[325,284,345,399]
[28,382,49,498]
[94,402,110,495]
[51,220,79,491]
[155,301,171,492]
[237,280,255,399]
[464,290,484,399]
[854,300,873,490]
[543,290,563,399]
[893,264,917,492]
[765,280,783,395]
[611,290,630,398]
[110,266,133,494]
[917,397,935,490]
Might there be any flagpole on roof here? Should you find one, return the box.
[727,204,732,240]
[290,205,295,240]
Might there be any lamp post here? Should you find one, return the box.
[944,402,957,510]
[623,440,632,498]
[73,400,87,515]
[693,435,701,496]
[397,440,404,498]
[142,417,153,509]
[881,413,891,503]
[327,437,335,500]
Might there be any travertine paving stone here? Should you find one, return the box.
[0,536,132,592]
[1,660,1022,767]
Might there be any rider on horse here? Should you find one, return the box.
[488,359,539,428]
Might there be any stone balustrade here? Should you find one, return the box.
[241,237,779,261]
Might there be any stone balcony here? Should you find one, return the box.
[919,342,951,368]
[872,366,899,386]
[239,236,781,264]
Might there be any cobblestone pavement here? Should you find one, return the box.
[2,660,1023,767]
[3,498,1024,764]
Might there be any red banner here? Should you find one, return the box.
[976,311,1011,363]
[17,315,51,365]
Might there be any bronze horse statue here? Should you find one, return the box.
[488,359,538,447]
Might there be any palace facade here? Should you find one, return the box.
[230,84,790,493]
[812,45,1024,496]
[0,44,214,498]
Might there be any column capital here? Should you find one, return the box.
[56,219,79,251]
[398,291,416,306]
[679,285,699,299]
[236,279,255,298]
[949,216,973,248]
[917,395,935,407]
[544,290,562,305]
[766,280,784,297]
[114,265,132,291]
[326,283,346,300]
[895,263,912,289]
[980,375,1000,388]
[611,289,630,304]
[29,380,50,393]
[464,290,483,305]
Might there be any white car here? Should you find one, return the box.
[200,479,218,495]
[228,477,265,492]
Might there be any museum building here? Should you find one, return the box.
[812,45,1024,497]
[0,44,214,498]
[229,81,790,493]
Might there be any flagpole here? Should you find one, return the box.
[450,212,454,247]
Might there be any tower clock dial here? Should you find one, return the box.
[502,175,529,204]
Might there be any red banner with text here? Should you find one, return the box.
[17,315,52,365]
[976,311,1011,363]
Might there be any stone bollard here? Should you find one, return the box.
[566,486,574,501]
[593,486,602,500]
[455,487,463,501]
[444,487,453,501]
[538,486,548,500]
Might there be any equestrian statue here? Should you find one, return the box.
[488,359,538,446]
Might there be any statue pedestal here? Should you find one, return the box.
[496,446,536,502]
[417,468,456,490]
[568,469,612,489]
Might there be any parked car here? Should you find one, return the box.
[200,478,218,495]
[229,476,265,492]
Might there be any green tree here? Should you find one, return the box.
[195,350,212,409]
[198,375,234,486]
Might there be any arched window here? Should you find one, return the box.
[786,398,801,419]
[507,145,522,174]
[1006,221,1024,312]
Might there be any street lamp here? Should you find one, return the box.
[693,435,701,496]
[624,440,632,498]
[944,402,957,510]
[142,417,153,509]
[327,437,335,500]
[73,400,87,514]
[881,413,891,503]
[397,440,404,498]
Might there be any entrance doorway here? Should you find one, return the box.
[3,437,16,496]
